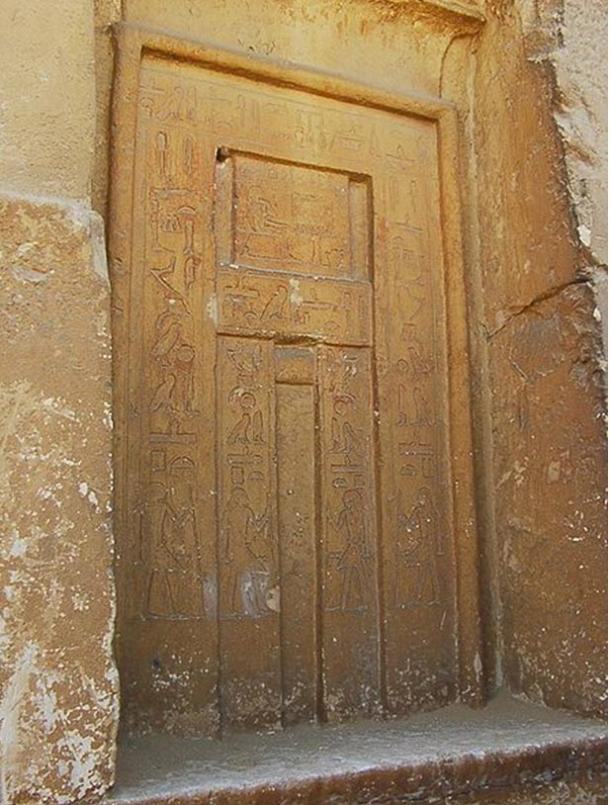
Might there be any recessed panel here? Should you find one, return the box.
[217,152,370,280]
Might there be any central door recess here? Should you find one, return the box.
[115,51,457,735]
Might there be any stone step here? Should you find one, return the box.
[106,692,607,804]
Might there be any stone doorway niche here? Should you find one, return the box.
[110,24,482,738]
[104,16,608,805]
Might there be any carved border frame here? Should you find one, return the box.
[108,21,485,710]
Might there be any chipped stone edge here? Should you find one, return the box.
[520,4,608,377]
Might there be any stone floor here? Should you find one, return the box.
[106,692,607,804]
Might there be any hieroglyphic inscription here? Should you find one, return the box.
[118,107,223,734]
[139,71,432,176]
[121,56,457,733]
[141,127,206,618]
[389,240,441,608]
[318,345,380,718]
[217,336,281,728]
[233,157,351,276]
[216,267,372,345]
[377,160,456,711]
[219,154,370,280]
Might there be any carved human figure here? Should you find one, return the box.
[394,487,441,608]
[333,488,372,611]
[244,185,286,235]
[220,485,274,617]
[146,456,204,618]
[398,325,433,380]
[398,384,433,427]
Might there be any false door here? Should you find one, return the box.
[114,44,466,736]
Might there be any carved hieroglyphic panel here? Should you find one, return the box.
[231,156,354,277]
[377,168,456,710]
[217,335,282,728]
[318,345,380,717]
[116,116,221,735]
[118,52,457,735]
[214,151,371,278]
[216,266,372,345]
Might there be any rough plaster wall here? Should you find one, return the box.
[519,0,608,353]
[0,199,118,804]
[0,1,119,803]
[0,2,95,201]
[471,0,607,717]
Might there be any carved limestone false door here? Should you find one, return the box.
[114,43,464,735]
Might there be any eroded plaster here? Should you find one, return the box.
[0,197,118,803]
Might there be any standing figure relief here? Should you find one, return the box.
[394,487,442,608]
[146,456,205,619]
[330,488,373,613]
[220,484,276,619]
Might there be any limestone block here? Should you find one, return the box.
[0,196,118,803]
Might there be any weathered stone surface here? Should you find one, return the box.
[525,0,609,363]
[489,282,607,717]
[462,2,608,717]
[0,196,118,802]
[520,0,608,267]
[106,693,606,804]
[0,1,96,200]
[0,0,605,801]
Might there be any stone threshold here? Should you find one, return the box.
[106,693,607,804]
